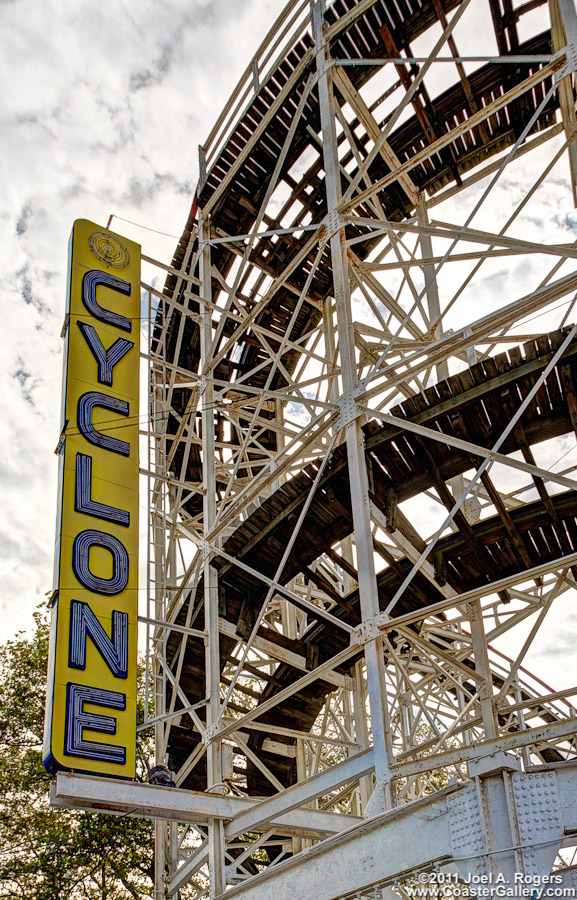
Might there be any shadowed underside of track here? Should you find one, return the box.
[166,329,577,794]
[156,0,573,804]
[159,0,558,514]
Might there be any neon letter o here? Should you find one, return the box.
[72,530,128,595]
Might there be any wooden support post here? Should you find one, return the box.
[467,600,498,740]
[200,212,226,898]
[551,0,577,207]
[313,0,394,813]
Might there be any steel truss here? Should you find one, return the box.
[55,0,577,897]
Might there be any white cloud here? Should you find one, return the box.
[0,0,287,638]
[1,0,576,703]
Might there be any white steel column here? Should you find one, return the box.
[152,359,168,900]
[467,600,498,740]
[200,212,226,897]
[313,0,394,812]
[417,197,469,501]
[417,197,448,381]
[551,0,577,206]
[353,659,372,810]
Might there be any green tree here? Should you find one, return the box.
[0,607,154,899]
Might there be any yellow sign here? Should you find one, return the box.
[43,220,140,778]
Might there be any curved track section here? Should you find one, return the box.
[144,1,577,895]
[166,328,577,794]
[159,0,559,517]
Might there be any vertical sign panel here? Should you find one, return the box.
[43,220,140,778]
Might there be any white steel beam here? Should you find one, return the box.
[200,212,226,898]
[313,0,395,813]
[170,844,209,896]
[50,773,363,834]
[358,268,577,402]
[137,1,577,896]
[212,763,577,900]
[218,617,348,688]
[223,748,374,839]
[213,785,458,900]
[390,716,577,779]
[342,56,565,213]
[363,407,577,492]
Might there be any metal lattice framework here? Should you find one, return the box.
[52,0,577,897]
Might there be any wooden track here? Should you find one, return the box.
[166,328,577,794]
[158,0,571,799]
[140,4,577,890]
[159,0,557,520]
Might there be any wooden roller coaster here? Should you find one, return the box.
[140,0,577,896]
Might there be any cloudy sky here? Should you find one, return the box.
[0,0,291,640]
[2,0,577,699]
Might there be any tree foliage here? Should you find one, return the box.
[0,608,154,899]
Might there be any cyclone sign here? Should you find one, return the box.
[43,220,140,778]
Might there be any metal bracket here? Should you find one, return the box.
[198,144,207,193]
[512,770,563,879]
[60,313,70,339]
[325,207,345,241]
[203,722,220,745]
[200,539,211,563]
[262,738,297,758]
[54,420,68,456]
[350,612,389,647]
[252,57,260,94]
[447,781,490,881]
[336,391,360,431]
[468,751,522,778]
[555,41,577,80]
[565,40,577,74]
[313,52,333,84]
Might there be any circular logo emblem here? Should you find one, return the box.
[88,232,130,269]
